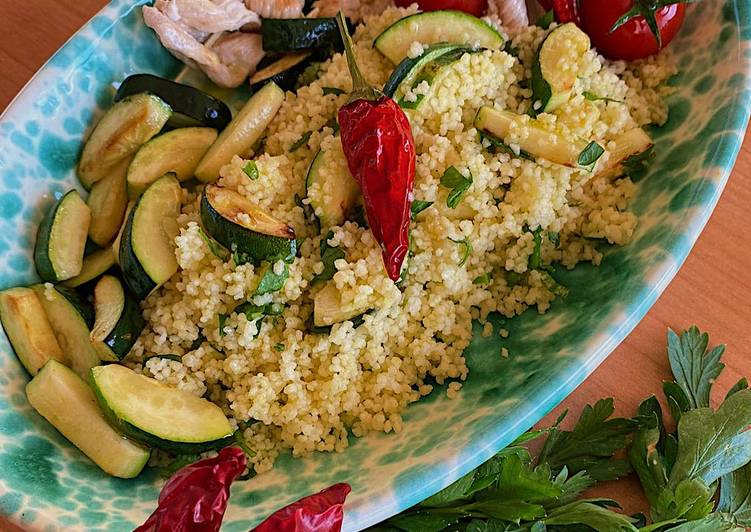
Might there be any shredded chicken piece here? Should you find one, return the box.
[154,0,211,42]
[309,0,392,22]
[204,32,266,88]
[487,0,529,30]
[245,0,304,18]
[143,6,264,88]
[175,0,260,32]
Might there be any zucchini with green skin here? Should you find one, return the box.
[114,74,232,131]
[127,127,217,198]
[201,185,296,264]
[119,175,182,300]
[396,47,477,110]
[78,94,172,189]
[31,284,100,380]
[374,10,504,64]
[27,360,150,478]
[305,146,360,229]
[34,190,91,282]
[91,364,234,454]
[195,82,285,183]
[261,18,341,53]
[383,43,464,101]
[531,23,591,114]
[87,157,129,247]
[91,275,145,361]
[474,107,585,167]
[0,287,68,375]
[313,282,375,328]
[62,247,117,288]
[249,52,313,91]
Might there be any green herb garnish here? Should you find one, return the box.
[548,231,560,248]
[583,91,623,104]
[289,130,312,152]
[411,199,434,218]
[440,166,472,209]
[312,231,345,285]
[218,314,228,337]
[622,145,655,179]
[322,86,345,96]
[539,270,569,298]
[273,343,285,352]
[578,141,605,171]
[473,273,491,285]
[537,9,555,29]
[255,262,289,296]
[243,160,259,180]
[528,227,543,270]
[479,131,535,161]
[448,236,473,266]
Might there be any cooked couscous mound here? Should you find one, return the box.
[128,7,675,472]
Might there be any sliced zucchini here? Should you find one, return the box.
[87,158,129,247]
[91,364,234,454]
[114,74,232,131]
[34,190,91,282]
[30,285,100,380]
[78,94,172,189]
[598,128,653,179]
[261,18,340,52]
[0,287,67,375]
[474,107,585,167]
[195,82,285,183]
[201,185,296,264]
[313,282,374,328]
[374,11,504,64]
[383,43,463,101]
[112,201,135,266]
[531,23,591,114]
[396,47,476,109]
[119,175,182,300]
[91,276,145,361]
[62,247,117,288]
[127,127,218,198]
[250,52,313,91]
[305,147,360,228]
[26,360,150,478]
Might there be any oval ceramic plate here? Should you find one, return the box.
[1,2,750,530]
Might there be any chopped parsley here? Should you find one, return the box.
[289,130,312,152]
[528,227,543,270]
[548,231,560,248]
[537,9,555,29]
[273,343,285,352]
[440,166,472,209]
[448,236,473,266]
[218,313,228,337]
[312,231,345,285]
[473,273,492,285]
[411,199,434,218]
[582,91,623,104]
[322,86,345,96]
[242,160,259,180]
[578,141,605,171]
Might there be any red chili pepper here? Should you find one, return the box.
[334,12,416,282]
[134,447,247,532]
[251,483,351,532]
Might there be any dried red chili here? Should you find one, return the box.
[335,12,416,282]
[251,483,351,532]
[134,446,247,532]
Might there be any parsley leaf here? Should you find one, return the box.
[289,130,312,152]
[528,227,543,269]
[726,378,749,400]
[448,236,473,266]
[667,326,725,409]
[622,145,655,179]
[440,166,473,209]
[322,86,345,96]
[218,313,228,337]
[577,141,605,171]
[548,231,560,248]
[583,91,623,104]
[243,160,259,180]
[537,9,554,29]
[479,131,535,161]
[312,232,345,285]
[719,463,751,526]
[542,499,639,530]
[273,343,285,352]
[538,398,636,482]
[411,199,433,217]
[473,273,491,285]
[255,261,289,295]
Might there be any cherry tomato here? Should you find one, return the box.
[578,0,686,61]
[393,0,488,17]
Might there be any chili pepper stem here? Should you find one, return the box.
[335,11,382,102]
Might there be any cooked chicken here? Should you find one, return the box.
[487,0,529,31]
[204,32,266,88]
[174,0,260,32]
[142,6,264,88]
[309,0,392,21]
[245,0,305,18]
[154,0,211,42]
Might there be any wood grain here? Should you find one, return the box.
[0,0,749,528]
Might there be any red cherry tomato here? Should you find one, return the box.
[393,0,488,17]
[578,0,686,61]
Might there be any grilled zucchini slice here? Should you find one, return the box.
[91,275,145,361]
[305,146,360,229]
[62,247,117,288]
[87,157,129,247]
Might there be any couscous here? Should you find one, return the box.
[1,0,676,482]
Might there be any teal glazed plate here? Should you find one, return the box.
[0,2,750,531]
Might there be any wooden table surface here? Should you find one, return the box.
[1,1,750,528]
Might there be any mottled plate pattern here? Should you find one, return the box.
[0,1,749,531]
